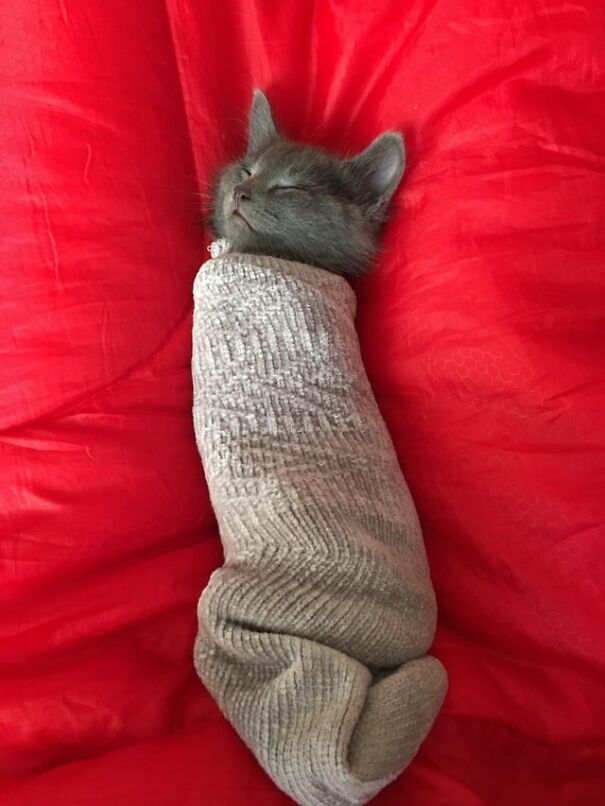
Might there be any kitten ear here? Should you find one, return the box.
[247,89,279,157]
[346,132,405,210]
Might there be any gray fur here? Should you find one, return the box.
[212,90,405,275]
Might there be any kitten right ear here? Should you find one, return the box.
[345,132,405,213]
[247,89,279,157]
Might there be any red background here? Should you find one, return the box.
[1,1,604,803]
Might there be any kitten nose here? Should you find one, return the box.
[233,184,252,208]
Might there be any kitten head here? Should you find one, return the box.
[212,90,405,275]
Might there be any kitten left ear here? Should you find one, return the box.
[247,89,279,157]
[345,132,405,210]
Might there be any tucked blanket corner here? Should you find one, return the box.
[191,246,447,806]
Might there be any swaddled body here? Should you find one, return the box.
[192,92,447,806]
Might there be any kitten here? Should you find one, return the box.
[212,90,405,275]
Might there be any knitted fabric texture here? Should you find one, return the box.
[192,245,447,806]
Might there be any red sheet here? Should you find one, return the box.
[2,1,604,803]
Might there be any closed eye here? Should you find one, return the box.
[239,165,252,176]
[270,185,306,192]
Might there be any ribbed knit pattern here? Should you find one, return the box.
[191,243,447,806]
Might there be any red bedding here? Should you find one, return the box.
[2,1,604,803]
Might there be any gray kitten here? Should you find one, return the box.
[212,90,405,275]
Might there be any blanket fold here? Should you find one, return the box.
[192,246,447,806]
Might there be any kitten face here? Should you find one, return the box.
[212,90,405,275]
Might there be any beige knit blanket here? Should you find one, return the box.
[191,242,447,806]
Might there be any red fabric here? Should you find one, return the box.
[2,1,604,803]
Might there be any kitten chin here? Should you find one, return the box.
[211,90,405,276]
